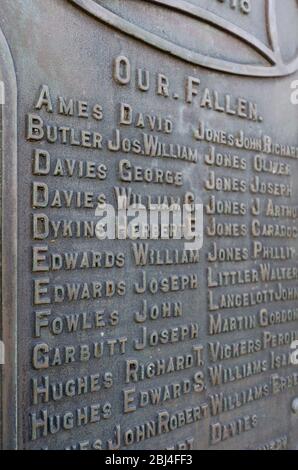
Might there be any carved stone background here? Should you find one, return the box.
[0,0,298,450]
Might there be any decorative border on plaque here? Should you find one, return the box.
[70,0,298,77]
[0,26,18,450]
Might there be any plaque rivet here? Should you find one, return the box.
[292,398,298,414]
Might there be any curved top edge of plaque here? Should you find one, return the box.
[70,0,298,78]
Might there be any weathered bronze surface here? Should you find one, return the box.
[0,0,298,450]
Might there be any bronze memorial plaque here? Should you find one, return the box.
[0,0,298,450]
